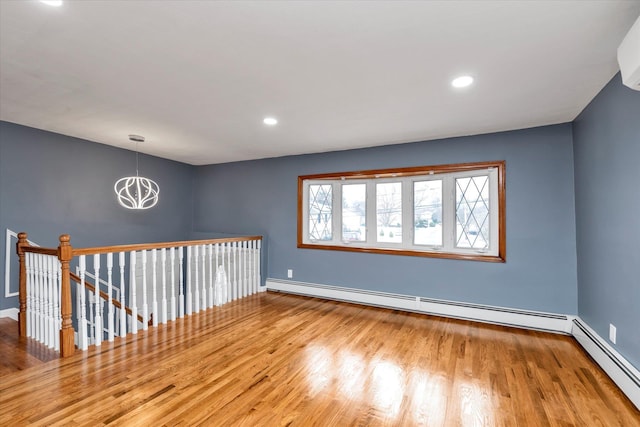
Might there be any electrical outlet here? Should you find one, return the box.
[287,269,293,279]
[609,324,617,344]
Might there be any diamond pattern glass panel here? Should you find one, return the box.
[455,176,489,249]
[377,182,402,243]
[414,180,442,246]
[309,184,332,241]
[342,184,366,242]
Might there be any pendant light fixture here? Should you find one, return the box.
[114,135,159,209]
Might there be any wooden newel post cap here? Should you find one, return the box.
[17,232,28,255]
[58,234,72,261]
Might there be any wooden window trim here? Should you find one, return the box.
[297,160,506,263]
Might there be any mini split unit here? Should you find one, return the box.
[618,15,640,91]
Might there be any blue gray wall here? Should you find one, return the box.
[0,121,194,310]
[193,124,578,314]
[573,75,640,369]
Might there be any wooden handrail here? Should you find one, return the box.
[71,235,262,256]
[69,272,148,325]
[20,246,58,256]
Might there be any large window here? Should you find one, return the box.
[298,161,506,262]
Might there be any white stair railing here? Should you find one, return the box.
[24,252,61,351]
[18,233,262,357]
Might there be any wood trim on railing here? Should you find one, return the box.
[71,235,263,256]
[16,233,28,338]
[58,235,75,357]
[20,246,59,256]
[69,272,147,325]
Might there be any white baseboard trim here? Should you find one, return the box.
[266,278,573,334]
[572,317,640,409]
[0,307,19,320]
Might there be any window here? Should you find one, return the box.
[298,161,505,262]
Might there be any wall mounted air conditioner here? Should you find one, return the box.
[618,16,640,91]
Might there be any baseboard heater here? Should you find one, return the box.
[572,318,640,409]
[265,278,572,334]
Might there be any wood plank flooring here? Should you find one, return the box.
[0,292,638,426]
[0,318,58,376]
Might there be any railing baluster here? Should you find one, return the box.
[35,253,40,338]
[152,249,158,327]
[41,255,48,346]
[208,244,214,309]
[46,256,55,349]
[243,241,248,297]
[38,254,45,343]
[78,256,88,350]
[193,245,199,313]
[248,241,252,296]
[25,252,32,338]
[233,242,239,301]
[130,251,138,334]
[39,255,46,346]
[107,252,114,342]
[213,243,220,306]
[215,247,227,307]
[141,250,148,330]
[236,242,241,300]
[186,246,192,316]
[257,240,262,292]
[170,247,176,321]
[54,258,61,352]
[93,254,102,346]
[247,241,252,296]
[161,248,167,324]
[179,246,185,318]
[43,254,49,345]
[201,244,206,312]
[227,243,232,304]
[37,253,42,340]
[252,240,257,295]
[119,252,127,338]
[237,241,241,299]
[248,240,252,296]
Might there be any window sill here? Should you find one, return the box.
[297,242,506,263]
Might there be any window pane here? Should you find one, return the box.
[377,182,402,243]
[456,176,490,249]
[414,180,442,246]
[342,184,366,242]
[309,184,332,241]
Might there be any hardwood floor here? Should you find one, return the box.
[0,292,638,426]
[0,318,58,376]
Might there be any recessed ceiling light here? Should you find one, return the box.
[40,0,63,6]
[263,117,278,126]
[451,75,474,88]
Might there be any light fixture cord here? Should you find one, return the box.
[135,139,139,177]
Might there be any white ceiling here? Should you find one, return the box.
[1,1,639,165]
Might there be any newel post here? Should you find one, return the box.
[16,232,28,337]
[58,234,75,357]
